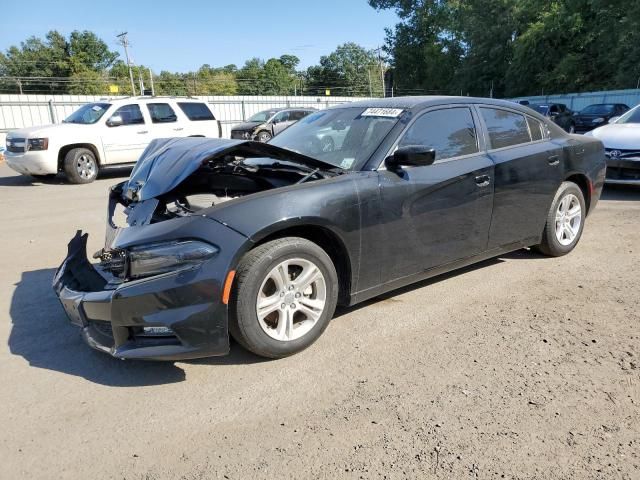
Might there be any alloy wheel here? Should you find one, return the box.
[76,154,96,180]
[555,193,582,246]
[256,258,327,342]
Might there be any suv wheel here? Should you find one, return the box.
[229,237,339,358]
[63,148,98,184]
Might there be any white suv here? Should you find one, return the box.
[5,97,222,183]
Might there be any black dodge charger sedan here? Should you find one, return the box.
[53,97,606,360]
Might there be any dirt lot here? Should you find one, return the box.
[0,163,638,480]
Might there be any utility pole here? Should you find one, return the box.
[373,47,386,98]
[149,68,155,96]
[117,32,136,96]
[368,68,373,97]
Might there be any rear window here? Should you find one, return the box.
[147,103,177,123]
[481,108,531,149]
[177,102,216,121]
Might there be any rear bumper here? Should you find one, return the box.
[5,151,57,175]
[52,231,231,360]
[605,158,640,185]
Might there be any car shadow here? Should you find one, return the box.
[333,248,544,319]
[0,168,132,187]
[601,184,640,201]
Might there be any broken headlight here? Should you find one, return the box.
[128,240,218,279]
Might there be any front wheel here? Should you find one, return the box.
[63,148,98,184]
[229,237,339,358]
[256,130,272,143]
[534,181,586,256]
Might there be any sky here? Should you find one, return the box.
[2,0,399,72]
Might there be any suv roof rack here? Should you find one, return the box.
[135,95,199,100]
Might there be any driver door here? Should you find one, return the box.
[271,110,292,136]
[101,104,150,164]
[376,106,495,282]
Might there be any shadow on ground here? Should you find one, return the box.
[7,268,263,386]
[601,184,640,201]
[0,168,132,187]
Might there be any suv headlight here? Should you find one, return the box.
[128,240,219,279]
[27,138,48,151]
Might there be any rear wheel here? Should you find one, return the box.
[63,148,98,184]
[534,181,585,256]
[229,237,338,358]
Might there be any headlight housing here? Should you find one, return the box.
[128,240,219,279]
[27,138,48,151]
[593,117,605,123]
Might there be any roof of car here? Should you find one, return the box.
[329,96,534,111]
[102,96,205,104]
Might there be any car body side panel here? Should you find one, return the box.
[204,173,379,296]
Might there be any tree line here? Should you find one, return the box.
[0,31,384,97]
[370,0,640,98]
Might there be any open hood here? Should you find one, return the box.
[124,137,342,201]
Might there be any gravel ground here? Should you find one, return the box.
[0,163,638,480]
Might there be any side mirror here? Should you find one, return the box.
[608,116,620,124]
[107,115,123,127]
[385,146,436,170]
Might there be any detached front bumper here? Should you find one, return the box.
[52,231,231,360]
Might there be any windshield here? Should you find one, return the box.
[268,107,401,170]
[530,105,549,115]
[248,110,276,123]
[63,103,111,124]
[580,104,615,115]
[613,106,640,124]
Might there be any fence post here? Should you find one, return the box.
[241,100,246,121]
[48,99,58,124]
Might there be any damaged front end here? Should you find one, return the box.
[52,138,341,360]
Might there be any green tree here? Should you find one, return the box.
[305,43,383,96]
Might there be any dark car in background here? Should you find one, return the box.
[573,103,629,133]
[230,107,315,142]
[53,97,606,361]
[528,103,575,132]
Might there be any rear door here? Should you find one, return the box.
[377,105,495,281]
[478,106,563,249]
[271,110,293,136]
[101,103,149,164]
[146,102,182,138]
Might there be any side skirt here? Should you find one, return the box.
[348,237,539,306]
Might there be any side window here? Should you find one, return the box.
[273,111,290,123]
[147,103,177,123]
[527,116,543,141]
[177,102,215,121]
[549,105,559,114]
[480,108,532,149]
[112,104,144,125]
[398,107,479,161]
[289,110,308,121]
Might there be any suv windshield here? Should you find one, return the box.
[248,110,277,123]
[614,106,640,124]
[268,107,401,170]
[580,104,615,115]
[63,103,111,124]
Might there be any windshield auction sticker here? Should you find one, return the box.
[361,108,404,118]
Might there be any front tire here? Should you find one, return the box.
[256,130,272,143]
[534,181,586,256]
[63,148,98,184]
[229,237,339,358]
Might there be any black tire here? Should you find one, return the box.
[229,237,339,358]
[63,148,98,184]
[534,181,586,257]
[256,130,272,143]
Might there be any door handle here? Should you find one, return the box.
[137,130,148,134]
[173,127,184,131]
[548,155,560,166]
[475,175,491,187]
